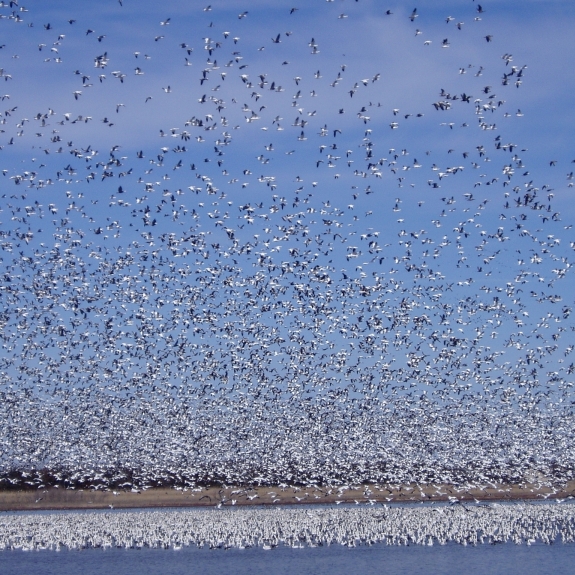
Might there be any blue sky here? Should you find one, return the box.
[1,0,575,483]
[1,0,574,371]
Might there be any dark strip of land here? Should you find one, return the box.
[2,481,575,511]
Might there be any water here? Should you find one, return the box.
[3,542,575,575]
[3,503,574,574]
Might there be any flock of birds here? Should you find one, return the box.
[0,1,574,491]
[2,504,575,550]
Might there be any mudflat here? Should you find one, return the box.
[1,481,574,511]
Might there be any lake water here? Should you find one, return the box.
[3,503,575,574]
[3,543,575,575]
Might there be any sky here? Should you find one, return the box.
[1,0,575,485]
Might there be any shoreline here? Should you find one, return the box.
[1,481,574,512]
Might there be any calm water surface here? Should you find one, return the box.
[3,543,575,575]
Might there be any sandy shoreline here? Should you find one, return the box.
[1,481,574,512]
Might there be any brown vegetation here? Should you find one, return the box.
[2,481,575,512]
